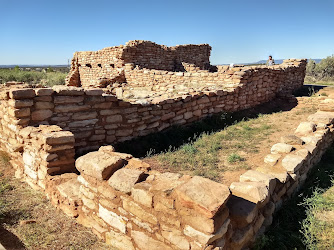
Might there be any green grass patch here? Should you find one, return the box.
[301,182,334,249]
[254,146,334,250]
[154,114,274,181]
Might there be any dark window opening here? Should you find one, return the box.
[86,64,92,68]
[110,64,115,68]
[98,64,102,68]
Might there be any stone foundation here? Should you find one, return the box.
[1,87,334,249]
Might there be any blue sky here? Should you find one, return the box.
[1,0,333,65]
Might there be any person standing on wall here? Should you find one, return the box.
[266,55,275,66]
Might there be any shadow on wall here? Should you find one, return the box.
[115,96,298,158]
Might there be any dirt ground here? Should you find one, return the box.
[0,152,113,250]
[146,86,334,186]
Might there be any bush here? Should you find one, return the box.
[0,68,66,86]
[306,55,334,82]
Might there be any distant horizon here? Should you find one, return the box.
[1,0,333,65]
[0,58,324,68]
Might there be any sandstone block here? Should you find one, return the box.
[280,134,303,145]
[271,143,294,154]
[9,88,35,99]
[295,122,316,135]
[105,231,135,250]
[54,104,90,113]
[44,131,74,145]
[108,168,144,194]
[35,88,54,96]
[54,95,84,104]
[126,158,151,171]
[240,170,276,192]
[122,198,158,225]
[161,226,190,250]
[69,119,98,128]
[9,108,30,118]
[131,231,172,250]
[85,89,104,96]
[31,110,53,121]
[53,85,84,95]
[72,111,97,120]
[230,182,269,205]
[35,101,54,110]
[76,151,125,180]
[281,154,304,173]
[183,218,230,245]
[131,182,153,207]
[264,153,281,166]
[227,196,258,228]
[308,111,334,125]
[56,178,81,203]
[9,99,34,108]
[174,176,230,218]
[98,204,127,233]
[180,207,229,234]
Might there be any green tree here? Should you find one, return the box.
[306,59,316,76]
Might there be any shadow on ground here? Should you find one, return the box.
[115,95,298,158]
[0,225,25,249]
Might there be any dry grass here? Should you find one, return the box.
[0,151,113,250]
[146,93,321,185]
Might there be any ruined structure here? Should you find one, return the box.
[0,41,322,249]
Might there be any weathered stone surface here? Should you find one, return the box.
[227,196,258,228]
[295,122,316,135]
[230,182,269,205]
[54,104,90,113]
[76,152,125,180]
[44,131,74,145]
[9,88,35,99]
[174,176,230,218]
[54,96,84,104]
[108,168,144,193]
[280,134,303,145]
[35,88,53,96]
[264,154,281,166]
[183,218,230,245]
[161,226,190,250]
[131,182,153,207]
[98,204,127,233]
[126,158,151,171]
[179,207,229,234]
[122,198,158,225]
[56,178,80,202]
[105,231,135,250]
[131,230,172,250]
[9,99,34,108]
[53,85,84,95]
[239,170,276,191]
[308,111,334,125]
[271,143,293,154]
[282,154,304,173]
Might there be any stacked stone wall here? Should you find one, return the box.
[1,92,334,249]
[0,62,305,156]
[66,40,211,87]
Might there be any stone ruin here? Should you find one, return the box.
[2,40,333,249]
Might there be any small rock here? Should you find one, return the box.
[271,143,294,154]
[20,220,36,225]
[280,135,303,145]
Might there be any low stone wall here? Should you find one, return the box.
[0,64,305,155]
[2,87,334,249]
[124,59,306,91]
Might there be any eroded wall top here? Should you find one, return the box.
[66,40,211,87]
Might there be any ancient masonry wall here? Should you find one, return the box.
[1,85,334,249]
[0,60,306,156]
[66,40,211,87]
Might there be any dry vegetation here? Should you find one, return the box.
[145,91,321,185]
[0,152,113,250]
